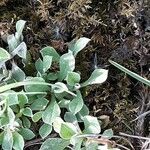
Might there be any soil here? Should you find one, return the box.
[0,0,150,149]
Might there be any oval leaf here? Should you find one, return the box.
[40,46,60,62]
[12,62,26,81]
[0,48,11,62]
[69,91,83,114]
[2,129,13,150]
[66,72,81,86]
[69,37,90,57]
[16,20,26,37]
[60,122,78,140]
[39,124,52,139]
[59,51,75,81]
[40,138,70,150]
[13,132,24,150]
[42,96,60,125]
[19,128,35,140]
[83,115,101,134]
[81,69,108,87]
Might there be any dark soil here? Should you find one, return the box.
[0,0,150,149]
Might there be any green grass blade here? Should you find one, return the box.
[109,60,150,87]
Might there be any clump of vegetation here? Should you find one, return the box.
[0,20,122,150]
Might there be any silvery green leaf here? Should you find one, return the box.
[40,138,70,150]
[58,99,70,109]
[39,124,52,139]
[40,46,60,62]
[60,122,78,140]
[83,115,101,134]
[69,37,90,57]
[77,104,89,121]
[64,112,77,123]
[32,112,42,122]
[11,62,26,81]
[59,51,75,81]
[13,131,24,150]
[102,129,113,139]
[47,72,58,81]
[86,142,98,150]
[11,42,27,59]
[53,117,64,133]
[81,69,108,87]
[6,90,18,106]
[24,77,49,92]
[69,91,83,115]
[0,47,11,62]
[16,20,26,37]
[7,34,18,52]
[22,107,33,117]
[18,93,28,108]
[35,58,43,74]
[2,129,13,150]
[22,116,31,128]
[43,55,52,73]
[19,128,35,140]
[70,135,83,148]
[7,107,15,124]
[42,96,60,125]
[30,97,49,111]
[66,71,81,86]
[52,82,68,93]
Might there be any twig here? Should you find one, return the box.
[119,132,150,141]
[131,110,150,122]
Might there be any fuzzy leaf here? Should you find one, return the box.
[22,107,33,117]
[30,98,48,111]
[18,93,28,108]
[42,96,60,125]
[69,37,90,56]
[11,42,27,59]
[35,59,43,76]
[64,112,77,123]
[83,115,101,134]
[81,69,108,87]
[39,124,52,139]
[52,82,68,94]
[13,132,24,150]
[22,116,31,128]
[102,129,113,139]
[12,62,26,81]
[40,46,60,62]
[7,34,18,52]
[2,129,13,150]
[77,104,89,121]
[0,47,11,62]
[16,20,26,37]
[6,90,18,106]
[47,72,58,81]
[7,107,15,124]
[32,112,42,122]
[24,77,49,92]
[60,122,78,140]
[40,138,70,150]
[43,55,52,73]
[59,51,75,81]
[19,128,35,140]
[69,91,83,114]
[66,72,81,86]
